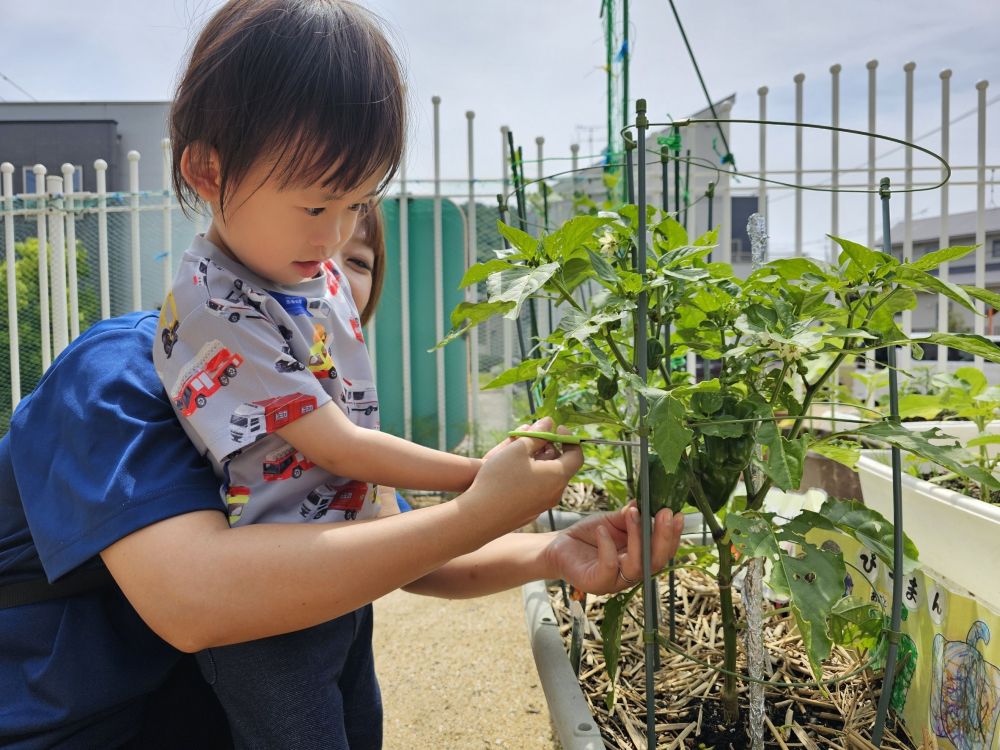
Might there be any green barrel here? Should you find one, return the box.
[374,198,468,450]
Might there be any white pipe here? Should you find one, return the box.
[128,150,141,311]
[830,65,841,265]
[975,79,989,367]
[467,110,479,452]
[900,62,916,374]
[399,155,412,442]
[719,100,733,265]
[61,164,80,340]
[758,87,767,223]
[162,138,173,298]
[794,73,804,257]
[432,96,445,451]
[95,159,110,319]
[47,174,68,357]
[937,70,952,372]
[535,135,550,337]
[2,162,20,407]
[500,126,513,415]
[33,164,50,371]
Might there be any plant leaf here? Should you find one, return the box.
[459,259,512,288]
[810,440,861,470]
[908,244,977,271]
[727,511,846,677]
[486,263,560,319]
[496,221,538,257]
[855,422,1000,489]
[601,588,639,710]
[649,394,694,473]
[482,358,547,390]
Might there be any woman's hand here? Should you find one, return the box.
[541,503,685,595]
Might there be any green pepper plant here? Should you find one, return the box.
[438,206,1000,723]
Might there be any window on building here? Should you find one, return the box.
[993,238,1000,258]
[19,165,82,195]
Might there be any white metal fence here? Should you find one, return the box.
[2,61,998,436]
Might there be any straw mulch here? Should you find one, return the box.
[550,565,921,750]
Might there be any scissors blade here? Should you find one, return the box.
[579,437,642,447]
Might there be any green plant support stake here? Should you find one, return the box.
[871,177,906,747]
[636,97,658,750]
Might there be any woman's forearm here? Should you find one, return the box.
[102,499,500,652]
[402,531,559,599]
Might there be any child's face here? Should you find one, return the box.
[206,156,383,287]
[331,235,376,314]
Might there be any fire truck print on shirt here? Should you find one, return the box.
[153,234,380,527]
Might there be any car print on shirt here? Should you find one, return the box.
[158,292,180,358]
[307,324,337,380]
[225,484,250,525]
[300,480,370,521]
[262,445,315,481]
[340,377,378,416]
[274,345,305,374]
[229,392,318,447]
[171,340,244,417]
[322,261,340,297]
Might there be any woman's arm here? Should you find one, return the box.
[101,422,580,653]
[402,504,685,599]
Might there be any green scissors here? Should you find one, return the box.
[507,430,640,447]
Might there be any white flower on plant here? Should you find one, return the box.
[598,230,618,256]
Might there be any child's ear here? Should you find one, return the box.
[179,143,222,203]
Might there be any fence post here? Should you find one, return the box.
[866,60,879,250]
[95,159,110,319]
[794,72,804,257]
[937,70,952,372]
[974,79,989,367]
[61,163,80,340]
[719,99,733,265]
[466,110,479,451]
[128,150,142,311]
[758,87,768,223]
[399,155,412,442]
[47,174,69,358]
[866,60,879,373]
[2,162,20,407]
[900,62,916,374]
[162,138,173,299]
[830,65,841,265]
[500,126,514,412]
[432,96,445,451]
[33,164,51,371]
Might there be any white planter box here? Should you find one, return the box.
[522,580,603,750]
[856,451,1000,609]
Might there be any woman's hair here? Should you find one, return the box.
[170,0,405,215]
[356,206,385,327]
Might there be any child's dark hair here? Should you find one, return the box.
[170,0,405,214]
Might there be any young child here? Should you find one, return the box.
[153,0,477,743]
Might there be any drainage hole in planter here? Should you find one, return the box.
[578,723,592,732]
[542,616,554,624]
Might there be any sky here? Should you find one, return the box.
[2,0,999,254]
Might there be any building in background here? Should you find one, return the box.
[887,207,999,334]
[0,101,171,193]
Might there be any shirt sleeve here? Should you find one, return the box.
[9,314,227,582]
[155,281,332,465]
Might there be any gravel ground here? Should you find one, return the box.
[373,586,559,750]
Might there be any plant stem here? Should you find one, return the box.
[717,540,741,723]
[604,331,635,374]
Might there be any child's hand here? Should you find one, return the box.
[541,502,685,595]
[468,417,582,532]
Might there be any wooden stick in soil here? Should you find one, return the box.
[765,715,791,750]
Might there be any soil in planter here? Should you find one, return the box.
[551,567,918,749]
[921,474,1000,504]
